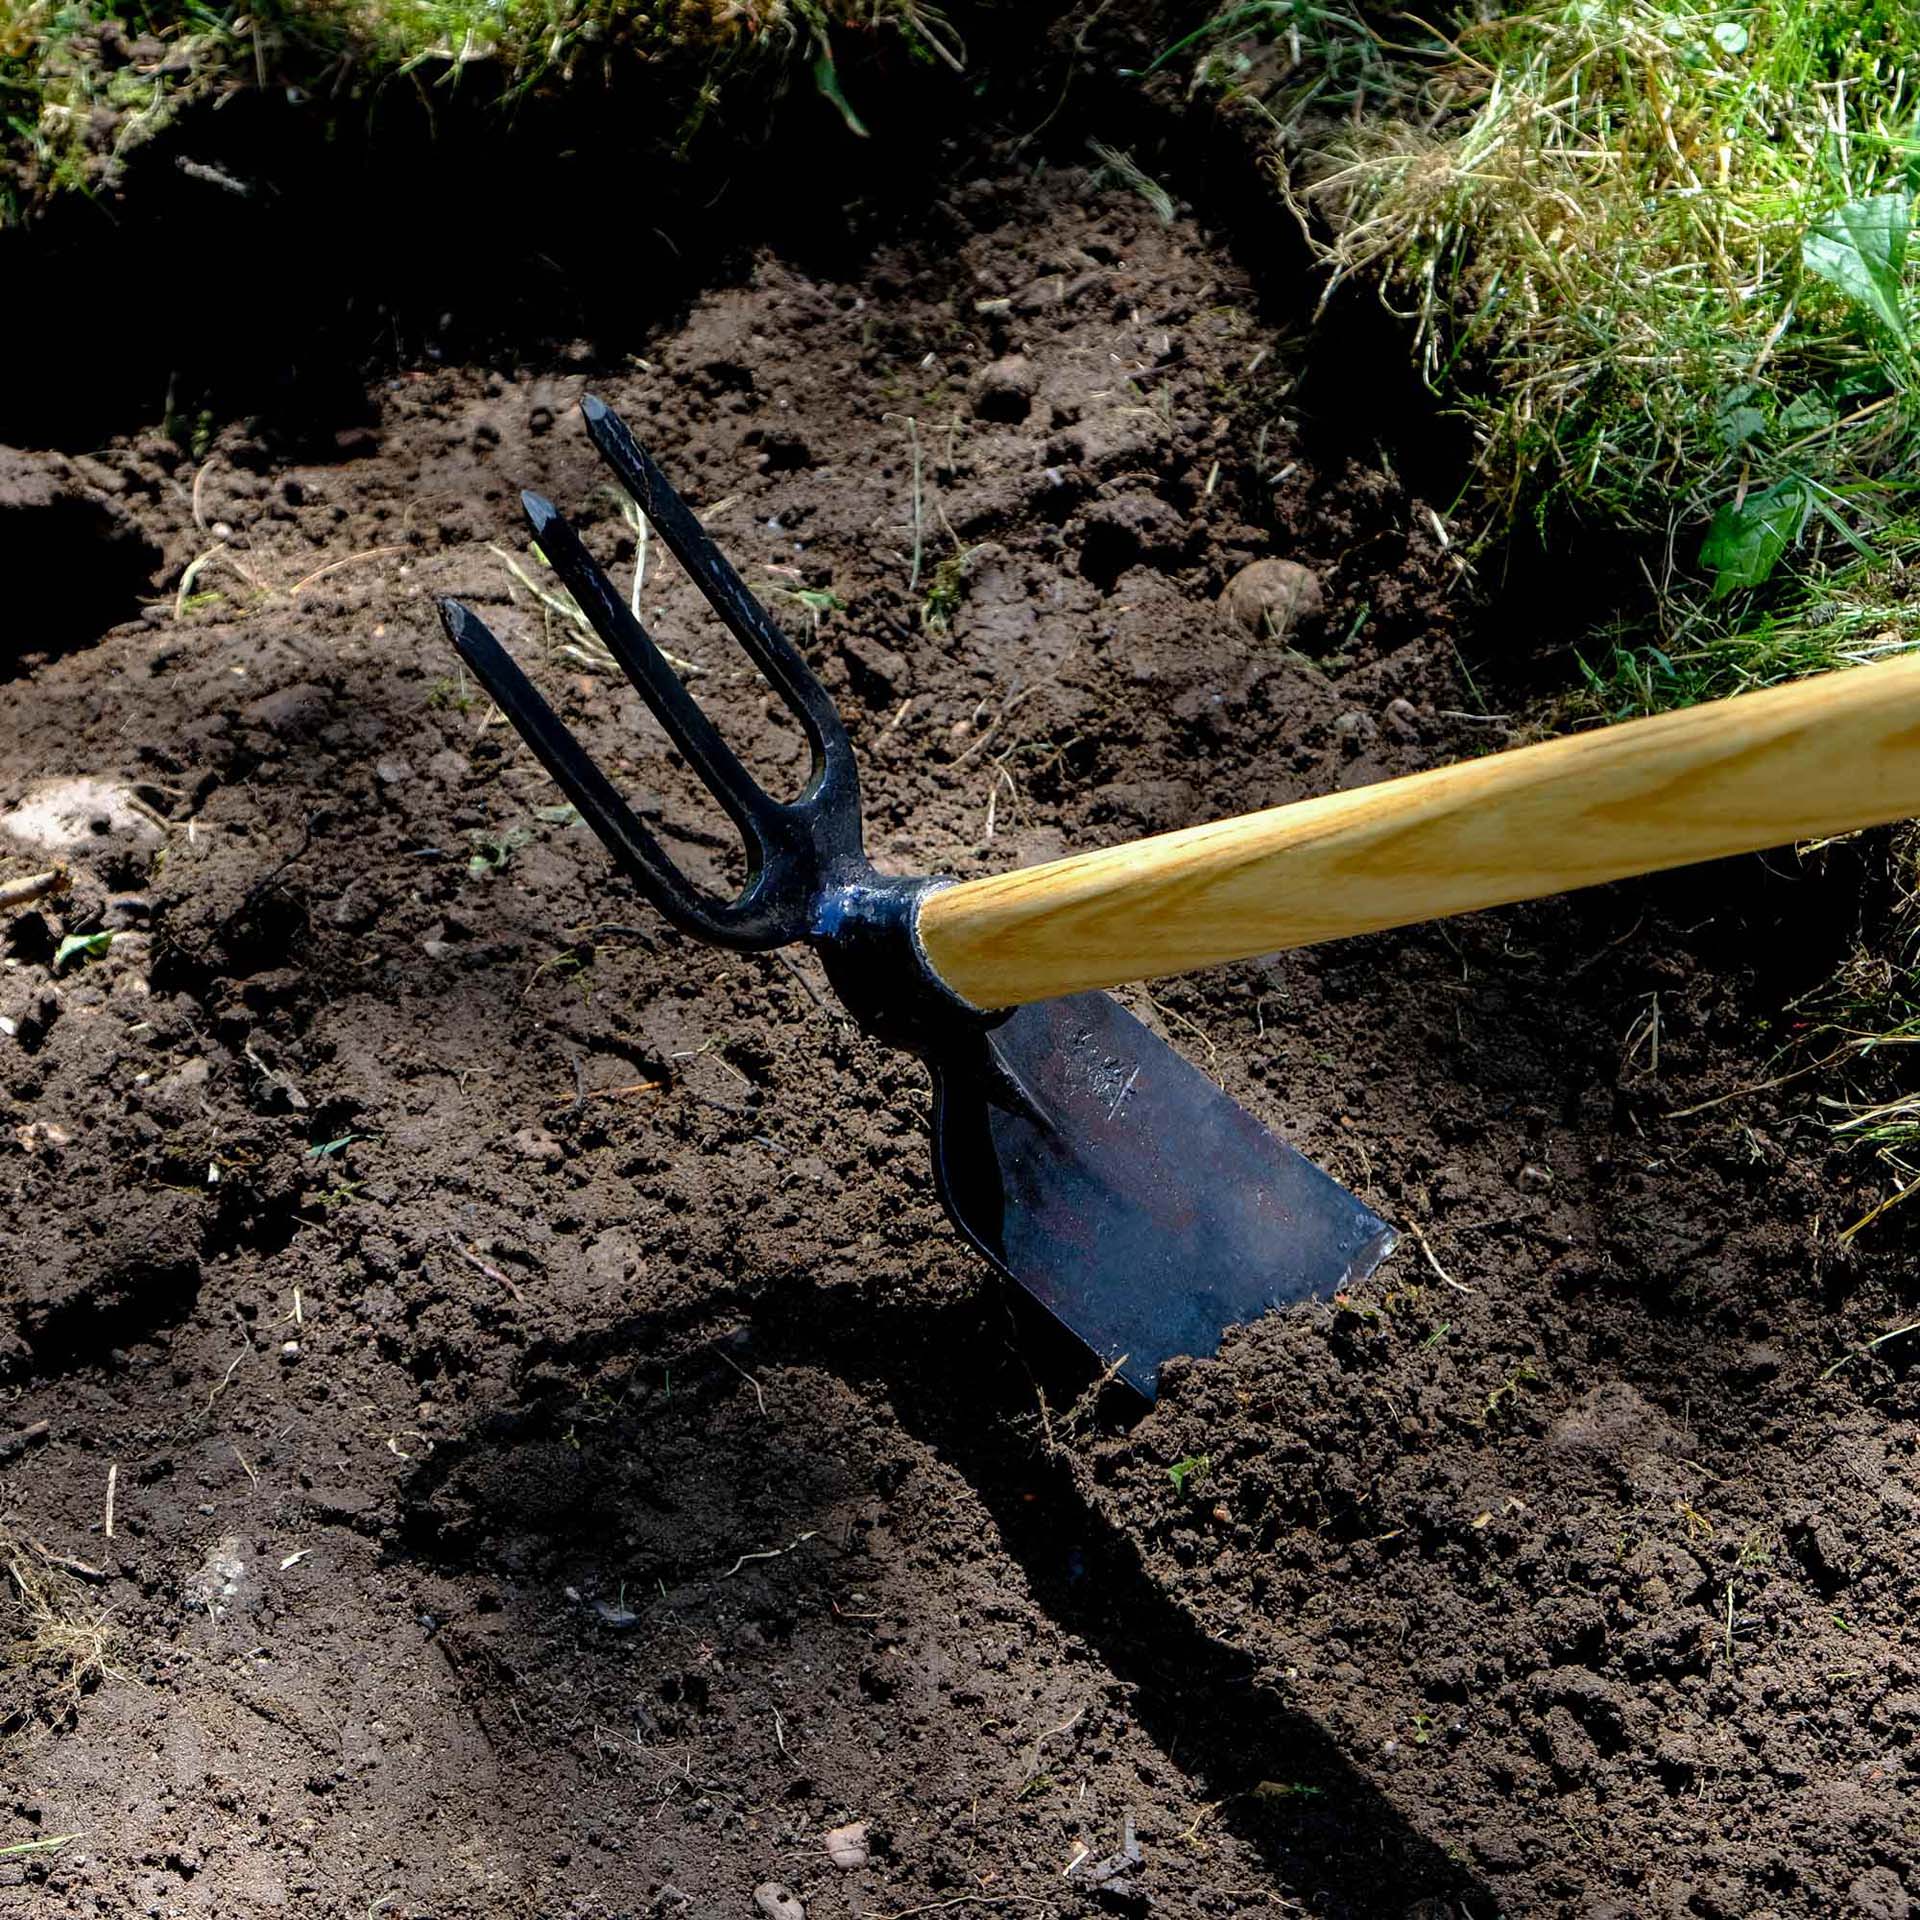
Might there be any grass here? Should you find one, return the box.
[1,1531,120,1739]
[0,0,964,222]
[1811,866,1920,1225]
[1177,0,1920,712]
[0,1833,80,1857]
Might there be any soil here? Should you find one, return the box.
[5,71,1920,1920]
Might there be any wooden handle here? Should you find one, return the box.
[917,654,1920,1008]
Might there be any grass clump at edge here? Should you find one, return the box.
[0,0,964,223]
[2,1531,120,1740]
[1183,0,1920,714]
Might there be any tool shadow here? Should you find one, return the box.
[764,1275,1497,1914]
[396,1275,1495,1918]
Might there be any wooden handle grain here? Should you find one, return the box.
[916,654,1920,1008]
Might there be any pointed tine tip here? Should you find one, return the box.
[579,395,619,449]
[520,488,559,534]
[437,596,493,660]
[579,393,641,462]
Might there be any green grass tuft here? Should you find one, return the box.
[0,0,963,222]
[1182,0,1920,710]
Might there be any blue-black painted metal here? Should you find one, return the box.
[930,995,1397,1399]
[437,399,1397,1400]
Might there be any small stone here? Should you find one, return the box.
[375,757,413,787]
[840,631,907,698]
[184,1537,247,1615]
[1384,696,1422,739]
[1516,1162,1554,1192]
[969,355,1039,423]
[823,1821,869,1870]
[593,1599,640,1631]
[1851,1868,1911,1920]
[243,682,331,740]
[751,430,812,474]
[1219,558,1326,644]
[753,1885,804,1920]
[511,1126,564,1166]
[2,777,161,854]
[329,889,376,932]
[1795,1517,1850,1586]
[280,1341,301,1362]
[1081,492,1183,587]
[1082,1814,1144,1891]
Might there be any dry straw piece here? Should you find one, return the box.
[1,1533,120,1740]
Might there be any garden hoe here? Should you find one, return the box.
[439,397,1920,1398]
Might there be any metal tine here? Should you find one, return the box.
[579,395,858,812]
[437,597,735,943]
[520,490,777,856]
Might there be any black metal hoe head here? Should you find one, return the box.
[439,398,1395,1400]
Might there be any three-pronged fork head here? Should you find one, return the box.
[438,394,866,951]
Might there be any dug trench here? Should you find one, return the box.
[4,80,1920,1920]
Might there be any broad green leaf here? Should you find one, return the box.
[465,827,523,876]
[1167,1452,1211,1495]
[1802,194,1911,344]
[1715,402,1767,451]
[1700,477,1809,597]
[1778,391,1836,436]
[53,931,113,970]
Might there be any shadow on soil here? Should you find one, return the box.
[395,1267,1494,1916]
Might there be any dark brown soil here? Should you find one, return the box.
[4,139,1920,1920]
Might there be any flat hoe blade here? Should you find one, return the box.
[934,993,1393,1398]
